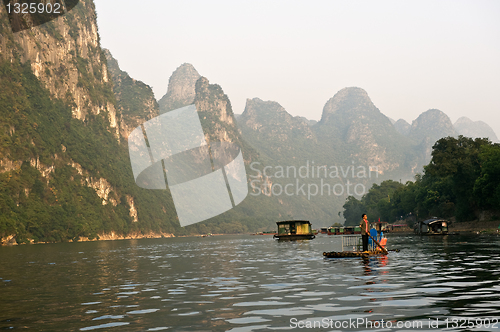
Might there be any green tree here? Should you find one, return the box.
[424,136,490,221]
[474,144,500,209]
[391,179,419,218]
[363,180,404,222]
[342,196,365,226]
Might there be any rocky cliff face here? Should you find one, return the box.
[0,0,180,244]
[195,76,255,159]
[195,77,236,135]
[152,65,291,232]
[104,49,159,138]
[157,64,258,163]
[0,0,118,132]
[158,63,201,113]
[454,116,499,143]
[3,1,494,236]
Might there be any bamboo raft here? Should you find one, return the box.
[323,250,384,258]
[323,249,400,258]
[322,232,398,259]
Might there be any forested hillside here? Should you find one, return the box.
[343,136,500,226]
[0,1,185,244]
[1,1,498,244]
[0,1,290,244]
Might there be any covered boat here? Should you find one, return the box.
[414,217,449,235]
[273,220,315,240]
[327,225,361,235]
[327,226,343,235]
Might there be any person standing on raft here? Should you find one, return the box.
[360,214,370,252]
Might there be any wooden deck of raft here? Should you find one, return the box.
[323,250,386,258]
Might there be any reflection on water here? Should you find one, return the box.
[0,233,499,331]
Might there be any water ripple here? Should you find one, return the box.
[2,233,500,331]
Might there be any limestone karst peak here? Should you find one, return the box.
[158,63,201,113]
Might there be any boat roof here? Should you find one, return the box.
[276,220,311,225]
[421,217,449,225]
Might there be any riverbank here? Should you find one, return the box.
[1,231,175,246]
[3,220,498,246]
[388,220,500,234]
[449,220,500,233]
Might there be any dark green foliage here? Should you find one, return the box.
[342,180,403,225]
[343,196,366,226]
[423,136,490,221]
[104,49,159,119]
[1,1,290,243]
[0,59,185,243]
[74,55,114,105]
[342,136,500,225]
[106,55,285,236]
[474,144,500,209]
[114,75,158,117]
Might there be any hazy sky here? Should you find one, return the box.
[94,0,500,137]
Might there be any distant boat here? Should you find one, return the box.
[273,220,315,240]
[414,217,449,235]
[251,231,277,235]
[327,226,361,235]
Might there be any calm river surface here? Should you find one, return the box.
[1,233,500,331]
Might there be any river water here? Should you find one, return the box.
[1,233,499,331]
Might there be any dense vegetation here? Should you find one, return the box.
[343,136,500,226]
[2,1,497,242]
[0,60,279,244]
[0,60,189,243]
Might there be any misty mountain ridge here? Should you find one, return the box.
[3,0,498,243]
[158,63,201,114]
[454,116,499,143]
[157,64,498,145]
[157,65,498,179]
[155,63,500,227]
